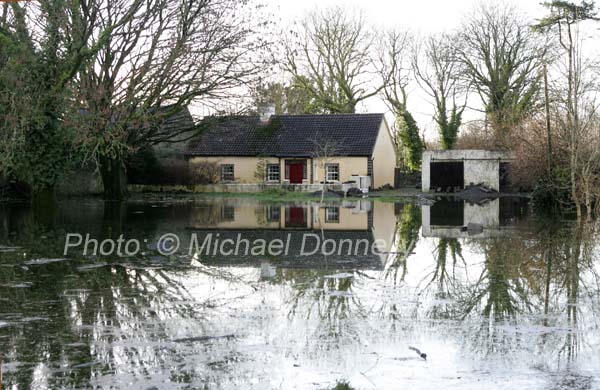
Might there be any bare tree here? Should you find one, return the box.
[456,2,545,147]
[74,0,270,199]
[311,137,343,203]
[284,6,382,113]
[534,0,600,219]
[413,33,467,150]
[378,30,424,170]
[252,78,318,114]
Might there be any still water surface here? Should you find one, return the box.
[0,196,599,389]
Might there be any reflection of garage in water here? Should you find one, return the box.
[422,150,513,192]
[422,197,529,238]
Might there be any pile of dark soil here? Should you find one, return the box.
[456,184,498,204]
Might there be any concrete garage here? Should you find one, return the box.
[421,150,513,193]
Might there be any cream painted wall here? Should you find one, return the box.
[312,157,368,184]
[189,204,281,229]
[371,202,397,254]
[190,156,370,184]
[188,156,279,184]
[313,205,369,230]
[371,119,397,188]
[189,203,373,231]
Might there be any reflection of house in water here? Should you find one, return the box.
[421,197,528,238]
[188,200,397,271]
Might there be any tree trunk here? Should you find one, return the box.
[32,186,57,227]
[99,156,128,201]
[102,201,126,239]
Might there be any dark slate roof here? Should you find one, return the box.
[153,106,194,140]
[186,113,385,157]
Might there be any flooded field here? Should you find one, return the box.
[0,196,599,389]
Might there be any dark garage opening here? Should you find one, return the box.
[430,198,464,226]
[430,161,464,192]
[499,162,511,192]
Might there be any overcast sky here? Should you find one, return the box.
[264,0,545,31]
[260,0,555,139]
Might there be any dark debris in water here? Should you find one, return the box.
[23,258,68,266]
[76,262,108,272]
[549,373,594,390]
[71,361,102,369]
[173,334,235,343]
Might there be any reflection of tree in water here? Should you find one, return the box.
[552,225,589,366]
[455,235,537,357]
[453,219,600,376]
[459,237,534,320]
[383,203,421,284]
[282,269,365,339]
[423,238,465,320]
[0,202,218,388]
[538,222,599,390]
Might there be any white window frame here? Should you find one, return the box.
[220,164,234,182]
[325,163,340,182]
[325,207,340,223]
[221,205,235,221]
[265,205,280,222]
[266,164,280,182]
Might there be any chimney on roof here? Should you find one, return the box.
[259,103,276,124]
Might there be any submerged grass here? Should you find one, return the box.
[135,190,335,202]
[129,184,422,203]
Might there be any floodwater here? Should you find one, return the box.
[0,196,599,390]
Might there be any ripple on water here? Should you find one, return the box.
[23,258,68,265]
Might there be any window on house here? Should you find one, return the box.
[266,164,280,182]
[220,164,234,182]
[325,164,339,181]
[221,205,235,221]
[325,207,340,223]
[265,205,280,223]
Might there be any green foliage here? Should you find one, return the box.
[254,79,320,114]
[398,203,421,250]
[0,4,79,194]
[254,158,268,182]
[533,1,598,31]
[396,110,424,171]
[438,104,464,150]
[126,147,162,185]
[436,238,464,268]
[531,167,573,214]
[256,118,283,138]
[261,187,290,197]
[485,83,541,143]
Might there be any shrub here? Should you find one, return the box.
[190,161,219,184]
[126,146,163,185]
[160,160,192,185]
[331,381,354,390]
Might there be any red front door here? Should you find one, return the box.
[287,207,306,227]
[289,163,304,184]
